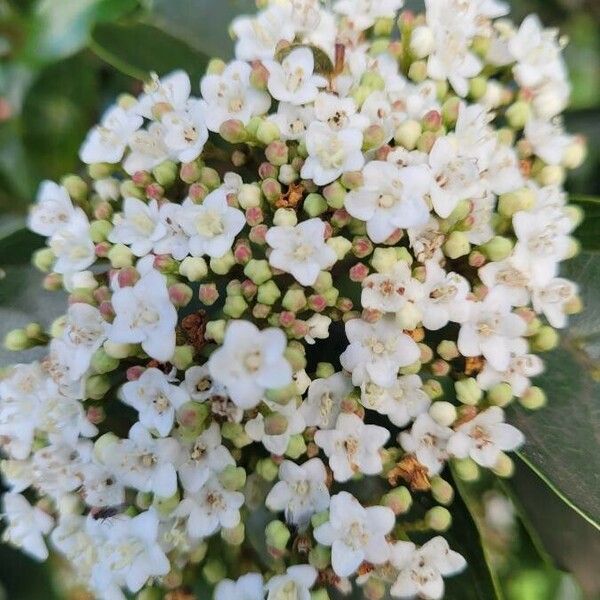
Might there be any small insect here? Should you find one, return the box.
[89,504,126,522]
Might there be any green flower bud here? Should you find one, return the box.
[221,422,252,448]
[323,181,346,209]
[273,207,298,227]
[207,58,226,74]
[381,486,412,515]
[532,326,559,352]
[189,541,208,563]
[360,71,385,90]
[371,247,398,273]
[88,162,113,180]
[374,16,394,36]
[200,167,221,190]
[394,120,422,150]
[408,60,428,82]
[304,193,328,217]
[443,231,470,259]
[442,97,461,127]
[179,256,208,281]
[205,320,226,344]
[352,85,372,108]
[90,348,119,374]
[321,287,339,307]
[93,432,119,463]
[220,119,249,144]
[426,506,452,531]
[103,340,134,359]
[4,329,33,351]
[242,260,272,288]
[423,379,443,400]
[32,248,55,272]
[257,120,281,145]
[340,171,364,190]
[238,183,262,209]
[429,401,457,426]
[266,520,291,552]
[430,477,454,505]
[61,174,88,202]
[285,434,307,459]
[282,288,307,312]
[265,383,298,405]
[469,76,487,100]
[562,138,587,170]
[537,165,565,187]
[309,545,331,570]
[316,362,335,379]
[362,124,386,151]
[437,340,459,361]
[453,457,480,482]
[256,458,279,482]
[265,140,289,166]
[455,378,483,406]
[519,386,547,410]
[506,100,531,130]
[89,220,112,243]
[221,522,245,545]
[171,345,194,371]
[224,294,249,318]
[498,188,536,217]
[120,179,144,200]
[85,375,111,400]
[257,281,281,306]
[492,452,514,478]
[153,490,180,512]
[108,243,134,268]
[136,588,162,600]
[327,236,352,260]
[210,251,235,275]
[152,160,178,187]
[176,401,210,437]
[219,465,247,491]
[488,383,513,407]
[311,511,329,529]
[481,236,513,261]
[285,344,306,372]
[313,271,333,293]
[202,559,227,585]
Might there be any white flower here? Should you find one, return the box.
[447,406,525,467]
[80,463,126,508]
[79,105,142,164]
[304,314,332,345]
[417,261,471,330]
[457,292,527,372]
[265,565,318,600]
[89,509,170,597]
[215,573,264,600]
[136,70,191,119]
[265,47,327,105]
[390,537,466,599]
[266,458,330,527]
[153,201,190,260]
[49,212,95,275]
[344,162,431,243]
[399,413,453,476]
[525,118,571,166]
[104,423,180,498]
[121,368,189,437]
[162,100,209,163]
[361,261,420,313]
[1,493,53,561]
[427,136,482,218]
[123,122,170,175]
[313,491,395,577]
[314,412,389,482]
[28,180,79,237]
[269,103,315,141]
[334,0,404,31]
[183,365,227,402]
[109,266,177,363]
[340,317,421,387]
[360,375,431,428]
[302,122,364,186]
[179,189,246,258]
[266,218,337,286]
[531,277,577,329]
[232,4,296,61]
[301,371,353,429]
[178,422,234,493]
[176,475,244,538]
[200,61,271,132]
[478,259,531,308]
[109,198,166,257]
[314,93,368,131]
[208,320,293,409]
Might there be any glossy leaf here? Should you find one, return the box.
[90,21,211,81]
[572,195,600,251]
[146,0,255,59]
[509,251,600,528]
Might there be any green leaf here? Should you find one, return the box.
[572,195,600,251]
[22,0,138,66]
[90,21,211,82]
[146,0,255,59]
[508,251,600,529]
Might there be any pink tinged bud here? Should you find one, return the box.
[94,201,112,221]
[261,178,282,203]
[87,406,105,425]
[514,307,536,324]
[468,250,487,268]
[180,161,202,184]
[99,301,115,321]
[399,9,415,27]
[253,303,271,319]
[95,242,110,258]
[388,40,403,59]
[362,308,383,323]
[241,279,258,300]
[423,110,442,131]
[117,267,140,288]
[352,236,373,258]
[473,284,488,301]
[331,208,352,228]
[231,150,247,167]
[308,295,327,312]
[291,156,304,172]
[169,283,193,307]
[340,171,364,190]
[349,262,370,282]
[375,144,393,161]
[153,254,178,273]
[337,297,354,313]
[279,311,296,328]
[265,141,289,166]
[431,359,450,377]
[250,224,268,245]
[126,366,145,381]
[93,286,111,304]
[259,161,279,180]
[250,60,270,89]
[245,206,264,226]
[323,222,333,240]
[43,273,62,291]
[189,183,209,203]
[383,229,403,246]
[199,283,219,306]
[291,320,309,338]
[220,119,248,144]
[146,183,164,200]
[132,171,151,186]
[234,240,253,265]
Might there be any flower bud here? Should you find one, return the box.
[61,174,88,202]
[285,434,307,459]
[327,237,352,260]
[250,60,269,89]
[381,486,412,515]
[429,401,457,426]
[107,243,133,268]
[273,207,298,227]
[396,303,422,331]
[243,259,272,285]
[341,171,364,190]
[430,477,454,505]
[394,119,422,150]
[220,119,248,144]
[257,120,281,145]
[205,319,226,344]
[262,178,283,203]
[437,340,459,361]
[423,379,443,400]
[285,344,307,372]
[562,137,587,170]
[221,522,245,546]
[323,181,346,209]
[519,386,547,410]
[532,326,559,352]
[498,188,536,217]
[224,294,249,318]
[443,231,470,259]
[469,76,487,101]
[179,160,202,184]
[481,236,513,262]
[171,345,194,371]
[266,520,290,555]
[236,184,261,210]
[303,193,328,217]
[410,25,434,58]
[265,140,289,166]
[168,283,193,308]
[492,452,514,478]
[210,251,235,275]
[207,58,226,74]
[455,378,483,406]
[537,164,565,187]
[506,100,531,130]
[152,160,178,187]
[453,457,480,481]
[85,375,111,400]
[362,124,386,151]
[256,458,279,481]
[488,383,513,407]
[89,220,112,243]
[4,329,33,351]
[179,256,208,282]
[371,247,397,273]
[426,506,452,532]
[103,341,134,359]
[203,560,227,585]
[309,545,331,570]
[408,60,427,82]
[282,289,307,313]
[90,348,119,374]
[219,465,247,491]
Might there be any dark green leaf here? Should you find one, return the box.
[508,251,600,528]
[146,0,255,59]
[90,21,211,82]
[572,195,600,251]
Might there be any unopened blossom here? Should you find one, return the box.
[28,180,81,237]
[109,265,177,363]
[215,574,264,600]
[176,475,244,538]
[121,368,189,437]
[315,412,389,482]
[313,491,395,577]
[266,218,337,286]
[301,371,353,429]
[265,565,318,600]
[340,316,421,388]
[266,458,330,527]
[109,198,165,257]
[345,161,431,243]
[448,407,525,467]
[209,320,293,409]
[390,536,466,599]
[399,413,453,476]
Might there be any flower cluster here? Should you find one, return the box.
[1,1,586,599]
